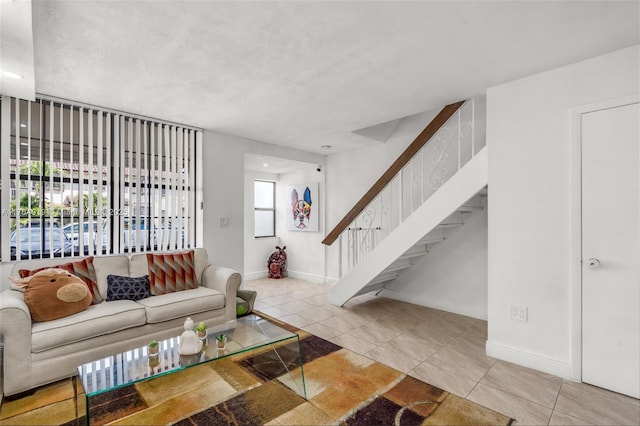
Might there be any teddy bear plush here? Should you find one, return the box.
[10,268,93,322]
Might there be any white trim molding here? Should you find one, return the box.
[286,270,329,285]
[486,340,573,379]
[569,94,640,381]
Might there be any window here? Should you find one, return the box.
[0,96,203,261]
[254,180,275,238]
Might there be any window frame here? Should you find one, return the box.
[254,179,276,238]
[0,95,203,261]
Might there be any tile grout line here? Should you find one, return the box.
[546,379,566,425]
[465,361,492,399]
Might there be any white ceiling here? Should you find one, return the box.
[12,1,640,154]
[0,0,35,99]
[245,153,320,175]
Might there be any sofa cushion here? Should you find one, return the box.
[130,253,151,280]
[106,275,150,301]
[31,299,146,352]
[146,250,197,295]
[135,287,225,324]
[92,255,130,299]
[17,257,102,305]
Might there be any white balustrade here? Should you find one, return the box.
[338,99,479,277]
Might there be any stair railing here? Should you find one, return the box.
[347,226,382,270]
[324,99,481,278]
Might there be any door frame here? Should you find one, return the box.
[569,94,639,381]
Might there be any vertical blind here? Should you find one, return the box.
[0,96,203,261]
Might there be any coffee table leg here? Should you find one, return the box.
[72,375,90,425]
[266,336,307,399]
[72,376,78,421]
[295,336,307,400]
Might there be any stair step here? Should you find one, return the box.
[367,273,399,287]
[398,246,428,261]
[418,236,446,245]
[436,222,464,229]
[444,211,463,223]
[457,205,483,213]
[383,263,413,275]
[355,284,386,297]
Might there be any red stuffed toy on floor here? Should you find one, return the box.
[268,246,287,279]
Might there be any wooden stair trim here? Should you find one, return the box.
[322,100,465,246]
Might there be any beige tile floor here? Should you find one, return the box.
[245,278,640,426]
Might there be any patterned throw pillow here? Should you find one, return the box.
[18,257,103,305]
[146,250,197,295]
[106,275,150,301]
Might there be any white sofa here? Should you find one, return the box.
[0,248,242,396]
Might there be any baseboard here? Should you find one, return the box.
[324,276,339,286]
[485,340,573,379]
[245,270,337,286]
[286,270,330,285]
[378,289,487,321]
[244,271,268,281]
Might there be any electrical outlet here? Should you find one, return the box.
[508,304,528,322]
[219,217,229,228]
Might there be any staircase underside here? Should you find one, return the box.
[330,147,488,306]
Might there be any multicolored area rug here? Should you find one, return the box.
[0,319,513,425]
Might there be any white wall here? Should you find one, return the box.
[486,45,639,378]
[275,167,326,283]
[201,130,324,280]
[244,170,280,281]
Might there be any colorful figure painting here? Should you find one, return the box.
[286,183,319,231]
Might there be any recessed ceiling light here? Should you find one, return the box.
[321,145,332,150]
[20,123,27,128]
[2,71,24,80]
[262,163,269,167]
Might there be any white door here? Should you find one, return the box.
[582,101,639,398]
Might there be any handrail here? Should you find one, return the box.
[322,100,465,246]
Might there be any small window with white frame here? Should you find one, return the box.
[254,180,275,238]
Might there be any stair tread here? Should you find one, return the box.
[418,236,446,244]
[366,275,398,287]
[457,205,483,211]
[383,263,413,273]
[398,250,427,261]
[436,222,464,228]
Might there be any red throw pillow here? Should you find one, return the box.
[19,257,103,305]
[146,250,197,295]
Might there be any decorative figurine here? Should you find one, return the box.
[268,246,287,279]
[179,317,203,355]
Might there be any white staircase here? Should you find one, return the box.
[347,193,486,301]
[330,147,488,306]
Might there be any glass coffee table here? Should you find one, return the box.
[76,314,306,424]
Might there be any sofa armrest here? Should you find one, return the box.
[201,265,242,322]
[0,289,33,395]
[237,289,257,313]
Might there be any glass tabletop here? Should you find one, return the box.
[76,314,303,397]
